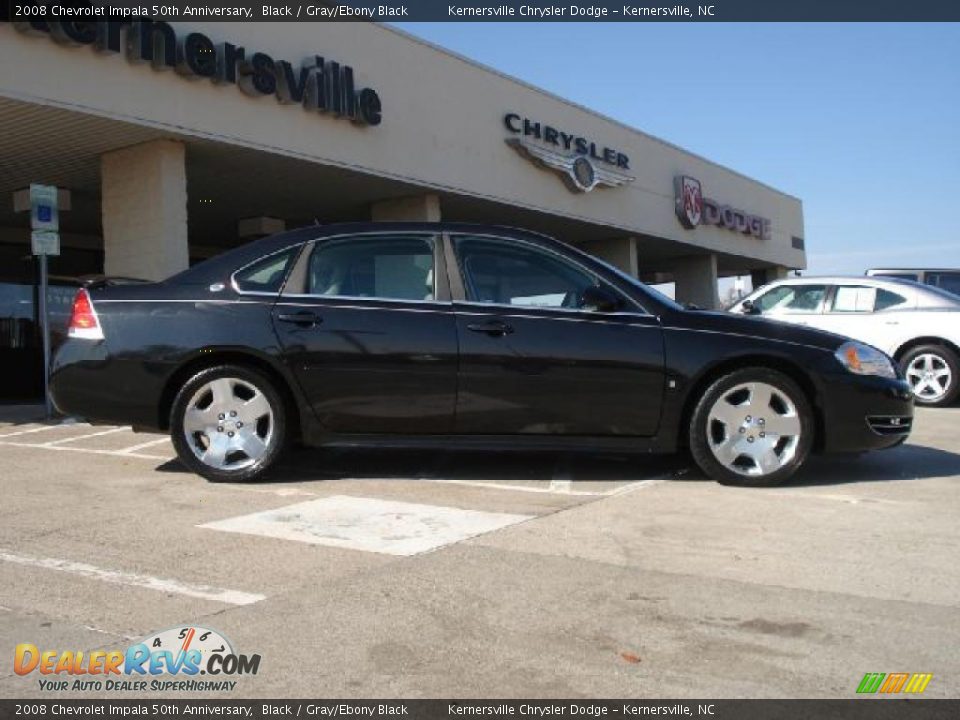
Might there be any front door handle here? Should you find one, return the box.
[466,320,514,337]
[277,311,322,327]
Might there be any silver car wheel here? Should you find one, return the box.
[706,381,802,477]
[182,377,275,471]
[905,353,952,403]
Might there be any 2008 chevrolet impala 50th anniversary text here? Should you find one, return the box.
[50,223,914,486]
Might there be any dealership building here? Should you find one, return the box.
[0,19,805,400]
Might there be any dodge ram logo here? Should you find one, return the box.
[676,175,703,228]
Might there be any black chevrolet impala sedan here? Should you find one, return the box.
[51,223,914,486]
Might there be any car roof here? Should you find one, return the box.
[868,268,960,272]
[763,275,921,287]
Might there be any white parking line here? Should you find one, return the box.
[422,478,608,496]
[421,477,662,497]
[0,550,265,606]
[116,437,172,454]
[0,424,87,439]
[0,439,169,460]
[41,427,131,446]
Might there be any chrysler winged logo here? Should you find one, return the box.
[506,137,635,193]
[676,175,703,228]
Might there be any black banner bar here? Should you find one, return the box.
[0,700,959,720]
[4,0,960,22]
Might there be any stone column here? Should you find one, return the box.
[370,194,441,222]
[750,265,790,290]
[101,140,189,281]
[673,254,720,310]
[581,237,639,276]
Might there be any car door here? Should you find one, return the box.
[448,233,665,436]
[269,232,458,434]
[809,284,911,355]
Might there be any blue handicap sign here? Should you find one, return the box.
[37,205,52,223]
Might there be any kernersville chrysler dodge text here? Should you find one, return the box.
[50,224,914,486]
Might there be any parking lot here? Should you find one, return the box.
[1,404,958,699]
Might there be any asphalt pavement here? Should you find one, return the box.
[0,404,958,699]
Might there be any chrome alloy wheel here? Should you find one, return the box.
[905,353,952,403]
[706,381,802,477]
[182,377,275,471]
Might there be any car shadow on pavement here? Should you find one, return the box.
[789,443,960,486]
[155,442,960,488]
[669,443,960,486]
[157,446,693,485]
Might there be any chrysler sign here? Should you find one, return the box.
[504,113,634,193]
[675,176,771,240]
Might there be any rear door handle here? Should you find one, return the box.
[276,311,322,327]
[466,320,514,337]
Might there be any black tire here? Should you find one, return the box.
[899,344,959,408]
[170,364,287,483]
[689,368,815,487]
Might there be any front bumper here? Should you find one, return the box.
[818,372,914,453]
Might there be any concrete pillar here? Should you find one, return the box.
[370,194,441,222]
[750,265,790,290]
[581,237,638,276]
[101,140,188,282]
[673,254,720,310]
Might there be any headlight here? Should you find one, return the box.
[834,341,897,379]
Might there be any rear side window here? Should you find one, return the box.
[831,285,907,313]
[831,286,877,313]
[306,236,435,301]
[754,285,826,314]
[874,289,909,311]
[233,248,297,294]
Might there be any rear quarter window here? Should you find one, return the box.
[233,248,298,294]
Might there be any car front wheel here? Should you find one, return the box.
[171,365,287,483]
[689,368,814,487]
[900,344,959,407]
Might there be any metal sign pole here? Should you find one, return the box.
[39,254,52,418]
[25,183,61,420]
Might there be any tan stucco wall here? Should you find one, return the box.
[0,22,805,269]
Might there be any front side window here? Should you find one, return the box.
[233,248,298,294]
[454,236,602,310]
[754,284,827,314]
[306,236,435,301]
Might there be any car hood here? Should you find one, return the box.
[671,309,850,352]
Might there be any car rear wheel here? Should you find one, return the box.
[900,344,958,407]
[689,368,814,487]
[171,365,287,483]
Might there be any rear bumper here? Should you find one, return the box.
[819,372,914,453]
[50,339,169,430]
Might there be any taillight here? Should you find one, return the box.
[68,289,104,340]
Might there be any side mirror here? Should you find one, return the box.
[581,286,621,313]
[741,299,761,315]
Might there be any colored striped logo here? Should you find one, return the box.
[857,672,933,694]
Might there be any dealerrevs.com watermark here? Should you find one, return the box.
[14,625,260,693]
